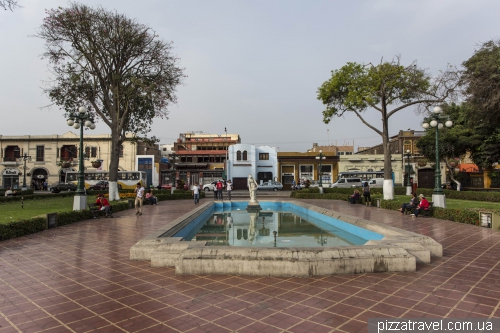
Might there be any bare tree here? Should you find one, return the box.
[35,2,185,200]
[1,0,19,11]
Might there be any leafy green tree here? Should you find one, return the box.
[317,57,459,199]
[416,103,482,190]
[461,39,500,168]
[35,2,185,200]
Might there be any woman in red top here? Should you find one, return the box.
[96,194,112,218]
[412,194,429,218]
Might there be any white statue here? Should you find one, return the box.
[247,174,259,202]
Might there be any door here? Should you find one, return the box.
[418,169,435,188]
[232,177,247,190]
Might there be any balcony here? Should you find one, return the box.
[1,157,20,166]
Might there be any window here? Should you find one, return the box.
[84,146,96,158]
[36,146,44,162]
[403,140,412,154]
[242,150,247,160]
[259,153,269,160]
[119,145,124,157]
[61,145,77,159]
[237,150,242,161]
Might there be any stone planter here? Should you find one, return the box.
[91,162,101,168]
[61,162,71,168]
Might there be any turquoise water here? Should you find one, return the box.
[174,202,383,248]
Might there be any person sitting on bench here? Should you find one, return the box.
[349,189,361,204]
[145,189,158,205]
[96,194,112,218]
[398,192,419,215]
[411,194,429,218]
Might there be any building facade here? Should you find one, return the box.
[227,144,278,190]
[171,132,241,187]
[277,152,338,190]
[0,132,162,189]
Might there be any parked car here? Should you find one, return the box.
[89,181,122,190]
[50,182,77,193]
[257,181,283,191]
[203,180,225,192]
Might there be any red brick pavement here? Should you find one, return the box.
[1,197,499,332]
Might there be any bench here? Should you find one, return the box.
[407,202,434,217]
[347,195,363,204]
[88,203,100,219]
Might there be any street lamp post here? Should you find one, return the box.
[66,106,96,211]
[405,150,412,195]
[225,127,229,181]
[422,106,453,208]
[18,153,32,191]
[315,150,325,194]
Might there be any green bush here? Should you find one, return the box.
[0,191,204,241]
[291,188,489,227]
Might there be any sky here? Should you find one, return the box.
[1,0,499,152]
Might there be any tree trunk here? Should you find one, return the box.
[381,107,394,200]
[108,128,122,201]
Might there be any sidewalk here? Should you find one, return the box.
[1,198,499,332]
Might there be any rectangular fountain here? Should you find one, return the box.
[130,200,442,277]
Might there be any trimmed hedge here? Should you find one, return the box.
[0,191,204,241]
[291,188,489,226]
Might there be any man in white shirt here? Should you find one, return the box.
[192,183,200,204]
[226,180,233,201]
[134,182,145,215]
[4,187,13,197]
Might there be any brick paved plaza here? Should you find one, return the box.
[1,197,499,332]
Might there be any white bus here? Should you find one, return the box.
[65,171,147,189]
[338,171,384,181]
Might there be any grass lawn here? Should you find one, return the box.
[1,196,83,224]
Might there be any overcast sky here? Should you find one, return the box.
[1,0,498,152]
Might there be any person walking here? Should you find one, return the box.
[192,183,200,204]
[292,179,296,191]
[134,182,145,215]
[226,180,232,200]
[216,180,224,200]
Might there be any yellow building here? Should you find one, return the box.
[277,151,339,189]
[0,132,143,189]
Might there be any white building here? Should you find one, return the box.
[227,144,277,190]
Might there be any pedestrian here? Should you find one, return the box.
[192,182,200,204]
[226,180,232,200]
[216,180,224,200]
[213,182,218,200]
[43,180,48,191]
[363,182,371,206]
[292,179,296,191]
[134,182,145,215]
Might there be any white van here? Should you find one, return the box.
[330,177,363,188]
[365,178,384,188]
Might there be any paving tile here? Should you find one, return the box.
[2,198,500,332]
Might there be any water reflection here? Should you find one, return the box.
[188,210,356,247]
